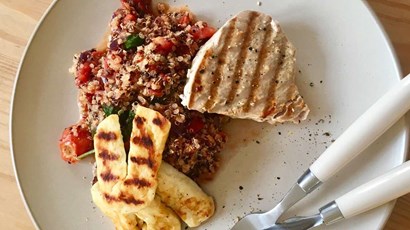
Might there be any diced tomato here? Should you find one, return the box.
[85,93,94,103]
[59,123,93,164]
[152,37,174,55]
[187,117,205,133]
[191,25,216,41]
[135,0,153,14]
[76,63,92,86]
[146,88,164,97]
[178,14,191,25]
[75,50,105,86]
[124,13,136,22]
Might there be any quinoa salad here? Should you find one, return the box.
[59,0,227,181]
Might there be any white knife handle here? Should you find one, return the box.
[335,161,410,219]
[310,74,410,182]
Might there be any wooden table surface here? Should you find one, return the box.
[1,0,410,229]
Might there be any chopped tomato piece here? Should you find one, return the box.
[178,14,191,25]
[187,117,205,133]
[124,13,136,22]
[152,37,174,55]
[146,88,164,97]
[191,25,216,41]
[59,123,93,164]
[76,63,92,86]
[75,50,105,86]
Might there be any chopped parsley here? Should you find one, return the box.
[124,34,144,50]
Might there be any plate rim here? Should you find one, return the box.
[9,0,408,229]
[360,0,409,227]
[9,0,60,229]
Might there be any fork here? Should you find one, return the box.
[266,160,410,229]
[232,73,410,230]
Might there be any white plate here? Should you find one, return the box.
[11,0,408,229]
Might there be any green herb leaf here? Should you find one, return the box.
[78,149,95,160]
[120,110,135,141]
[124,34,144,50]
[102,104,118,117]
[102,104,114,116]
[101,106,135,142]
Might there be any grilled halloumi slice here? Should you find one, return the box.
[93,105,171,214]
[117,105,171,213]
[94,115,127,195]
[157,162,215,227]
[92,183,180,230]
[92,105,215,229]
[182,10,309,124]
[136,197,181,230]
[91,184,144,230]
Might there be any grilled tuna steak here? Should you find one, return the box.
[182,10,309,124]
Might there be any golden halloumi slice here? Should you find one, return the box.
[91,184,144,230]
[94,115,127,194]
[92,183,180,230]
[117,105,171,213]
[157,162,215,227]
[136,197,181,230]
[93,105,171,214]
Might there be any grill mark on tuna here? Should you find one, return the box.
[261,37,287,118]
[188,49,213,108]
[97,131,118,141]
[226,12,259,105]
[243,24,273,112]
[98,149,119,161]
[123,178,152,187]
[100,171,119,182]
[203,17,238,110]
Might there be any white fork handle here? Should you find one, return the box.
[335,161,410,218]
[310,74,410,182]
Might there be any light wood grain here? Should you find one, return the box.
[367,1,410,229]
[0,0,409,229]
